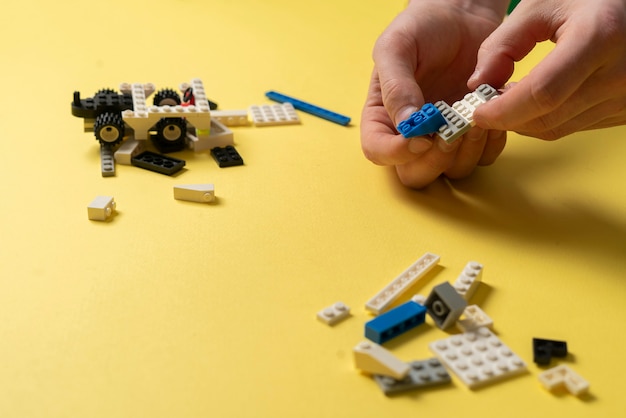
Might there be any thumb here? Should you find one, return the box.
[373,34,425,127]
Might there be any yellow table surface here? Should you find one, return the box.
[1,1,625,417]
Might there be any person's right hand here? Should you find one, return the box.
[361,0,509,188]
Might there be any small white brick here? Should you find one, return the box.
[538,365,589,396]
[457,305,493,332]
[316,301,350,325]
[249,103,300,126]
[87,196,116,221]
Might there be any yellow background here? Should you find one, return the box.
[1,1,625,417]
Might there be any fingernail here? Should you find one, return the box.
[396,105,419,126]
[408,137,433,154]
[468,69,480,86]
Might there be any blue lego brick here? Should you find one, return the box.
[365,301,427,344]
[265,91,351,126]
[131,151,186,175]
[397,103,447,138]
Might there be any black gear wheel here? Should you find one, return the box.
[152,118,187,153]
[94,112,125,145]
[153,88,181,106]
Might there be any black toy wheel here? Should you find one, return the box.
[152,118,187,152]
[94,112,125,145]
[153,88,181,106]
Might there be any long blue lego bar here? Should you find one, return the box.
[265,91,351,126]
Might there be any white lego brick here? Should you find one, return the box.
[100,144,115,177]
[173,184,215,203]
[317,301,351,325]
[114,138,145,165]
[457,305,493,332]
[540,365,589,396]
[365,252,440,315]
[429,327,527,389]
[538,365,589,396]
[188,78,211,112]
[411,294,427,306]
[187,119,234,152]
[434,101,471,144]
[453,261,483,301]
[249,103,300,126]
[87,196,116,221]
[353,341,410,379]
[211,109,251,127]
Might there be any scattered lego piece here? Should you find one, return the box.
[353,341,410,379]
[187,119,234,152]
[100,144,115,177]
[397,103,447,138]
[373,358,451,395]
[533,338,568,365]
[211,109,251,127]
[249,103,300,126]
[425,282,468,330]
[173,184,215,203]
[211,145,244,168]
[131,151,186,175]
[365,252,440,315]
[87,196,116,221]
[411,294,427,305]
[429,327,527,389]
[265,91,351,126]
[457,305,493,332]
[317,302,351,325]
[114,138,145,165]
[453,261,483,301]
[365,301,426,344]
[538,365,589,396]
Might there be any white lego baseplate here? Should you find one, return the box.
[365,252,440,315]
[429,327,526,389]
[249,103,300,126]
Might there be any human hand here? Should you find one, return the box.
[361,0,509,189]
[469,0,626,140]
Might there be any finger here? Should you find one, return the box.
[373,18,425,126]
[478,130,507,166]
[443,127,488,179]
[395,137,461,189]
[470,7,600,130]
[516,98,626,140]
